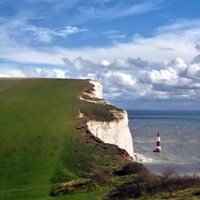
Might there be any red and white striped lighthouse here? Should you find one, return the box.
[153,132,161,152]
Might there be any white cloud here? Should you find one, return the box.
[0,17,200,67]
[103,29,126,39]
[26,0,146,20]
[191,54,200,64]
[1,0,200,111]
[60,55,200,103]
[110,58,129,70]
[4,51,198,110]
[58,19,200,64]
[78,1,162,21]
[139,57,200,89]
[1,48,65,65]
[165,58,187,74]
[104,71,136,87]
[127,57,149,68]
[156,18,200,34]
[0,13,88,50]
[0,73,10,77]
[101,60,110,66]
[18,66,70,78]
[21,25,88,43]
[62,56,103,74]
[0,64,25,77]
[185,63,200,81]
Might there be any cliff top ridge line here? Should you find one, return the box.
[78,80,125,122]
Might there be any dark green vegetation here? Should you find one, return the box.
[106,164,200,200]
[1,78,200,200]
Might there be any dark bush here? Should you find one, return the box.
[108,182,142,200]
[135,168,154,183]
[194,190,200,196]
[107,166,200,200]
[89,168,112,186]
[160,168,200,197]
[122,162,148,175]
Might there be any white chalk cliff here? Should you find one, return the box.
[88,80,103,99]
[84,80,134,158]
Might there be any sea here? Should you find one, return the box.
[127,110,200,176]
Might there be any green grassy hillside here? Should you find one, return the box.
[1,78,200,200]
[0,78,128,200]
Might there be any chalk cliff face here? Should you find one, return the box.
[85,80,134,158]
[89,80,103,99]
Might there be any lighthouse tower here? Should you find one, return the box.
[153,132,161,152]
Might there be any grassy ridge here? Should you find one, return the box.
[0,78,90,198]
[0,78,127,199]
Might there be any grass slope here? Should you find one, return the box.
[1,78,200,200]
[0,78,127,199]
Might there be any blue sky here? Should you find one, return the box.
[1,0,200,110]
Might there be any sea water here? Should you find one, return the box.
[128,110,200,175]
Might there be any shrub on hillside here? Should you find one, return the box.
[122,162,148,175]
[89,168,112,186]
[106,167,200,200]
[161,168,200,197]
[50,168,112,197]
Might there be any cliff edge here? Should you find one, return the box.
[79,80,134,158]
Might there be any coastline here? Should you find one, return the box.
[128,110,200,175]
[133,153,153,163]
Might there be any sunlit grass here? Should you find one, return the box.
[0,78,126,199]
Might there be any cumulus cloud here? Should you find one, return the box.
[191,54,200,64]
[61,55,200,105]
[62,56,149,72]
[184,63,200,81]
[101,60,110,66]
[194,43,200,51]
[3,52,199,110]
[1,4,200,110]
[18,66,69,78]
[62,57,104,74]
[104,57,148,70]
[127,57,149,68]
